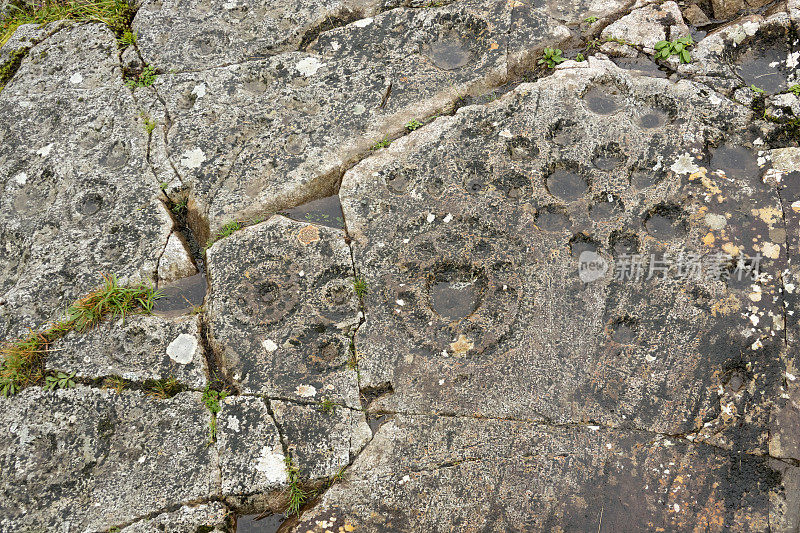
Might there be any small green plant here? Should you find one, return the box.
[750,84,765,94]
[584,16,598,23]
[538,47,565,68]
[66,274,162,331]
[654,36,693,64]
[202,387,227,414]
[202,387,228,442]
[329,466,346,486]
[284,455,306,516]
[405,119,423,131]
[788,84,800,97]
[43,371,76,391]
[371,136,391,150]
[347,339,358,370]
[148,376,181,399]
[319,398,336,414]
[103,375,125,393]
[171,199,188,214]
[119,30,137,47]
[159,182,169,191]
[125,65,157,89]
[206,220,243,248]
[575,53,586,62]
[141,114,157,134]
[353,276,368,298]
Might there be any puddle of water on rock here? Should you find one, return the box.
[426,39,473,70]
[612,57,669,78]
[546,170,589,202]
[709,144,760,182]
[152,273,207,318]
[736,45,791,94]
[583,86,622,115]
[236,513,284,533]
[429,272,485,320]
[279,195,345,229]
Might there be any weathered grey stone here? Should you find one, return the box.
[679,12,798,96]
[271,399,372,480]
[144,0,625,238]
[296,415,786,531]
[712,0,772,20]
[0,24,173,340]
[206,216,361,407]
[158,231,198,283]
[132,0,384,72]
[119,502,231,533]
[0,20,71,65]
[0,387,217,532]
[341,57,787,450]
[47,315,208,388]
[1,0,799,528]
[215,395,287,510]
[601,1,690,52]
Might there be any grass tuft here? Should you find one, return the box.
[66,274,162,332]
[0,274,162,397]
[352,276,368,299]
[146,376,181,399]
[1,0,135,48]
[284,455,306,516]
[318,397,336,414]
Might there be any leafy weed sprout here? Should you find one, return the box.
[654,36,693,64]
[43,371,76,391]
[405,119,423,131]
[125,65,157,89]
[202,387,228,443]
[789,84,800,97]
[371,136,391,150]
[538,47,565,68]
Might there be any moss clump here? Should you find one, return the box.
[0,48,27,94]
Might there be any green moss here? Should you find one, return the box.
[0,48,28,94]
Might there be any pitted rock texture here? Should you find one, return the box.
[47,315,208,389]
[1,0,800,531]
[0,23,173,340]
[206,216,361,407]
[0,388,217,532]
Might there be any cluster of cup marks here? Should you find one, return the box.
[540,84,688,269]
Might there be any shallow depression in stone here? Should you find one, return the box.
[428,270,486,321]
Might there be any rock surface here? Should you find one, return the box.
[1,0,800,531]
